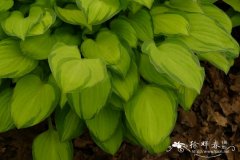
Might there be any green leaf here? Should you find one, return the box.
[133,0,154,9]
[166,0,203,13]
[67,76,111,119]
[81,30,131,77]
[0,38,38,78]
[147,136,171,154]
[92,124,123,155]
[139,54,176,88]
[108,93,124,110]
[197,52,234,73]
[142,40,205,93]
[127,9,153,41]
[20,31,56,60]
[55,105,85,141]
[177,86,198,111]
[48,43,90,93]
[81,30,121,64]
[124,85,177,152]
[0,89,15,132]
[53,26,81,46]
[32,129,73,160]
[231,13,240,27]
[54,4,91,29]
[86,106,121,141]
[0,0,14,12]
[11,75,58,128]
[76,0,121,25]
[151,11,190,35]
[111,62,139,102]
[110,18,137,47]
[27,8,56,36]
[223,0,240,11]
[1,6,44,40]
[201,4,232,33]
[177,13,239,59]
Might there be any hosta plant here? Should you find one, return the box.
[0,0,239,159]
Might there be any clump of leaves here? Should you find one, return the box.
[0,0,239,159]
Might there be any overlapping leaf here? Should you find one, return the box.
[81,30,130,77]
[0,38,38,78]
[76,0,121,25]
[54,4,91,29]
[0,89,14,132]
[86,106,121,141]
[1,6,55,40]
[11,75,59,128]
[201,4,232,33]
[142,40,205,93]
[0,0,14,12]
[111,62,139,102]
[110,18,137,47]
[55,105,85,141]
[125,85,177,153]
[20,31,56,60]
[132,0,154,9]
[32,129,73,160]
[127,9,153,41]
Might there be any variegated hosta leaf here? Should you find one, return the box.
[86,106,121,141]
[139,54,198,110]
[48,43,89,93]
[151,10,190,35]
[197,52,234,73]
[139,54,176,88]
[11,75,59,128]
[111,62,139,102]
[0,38,38,78]
[67,75,111,119]
[1,6,55,40]
[81,30,131,77]
[53,26,81,46]
[132,0,154,9]
[54,4,91,29]
[27,8,56,36]
[0,89,15,132]
[128,1,143,14]
[76,0,121,25]
[110,18,137,48]
[142,40,205,93]
[32,129,73,160]
[55,105,85,141]
[177,13,239,59]
[124,85,177,153]
[0,0,13,12]
[177,86,198,111]
[201,4,232,33]
[91,124,123,155]
[127,9,153,41]
[223,0,240,12]
[81,30,121,64]
[165,0,203,13]
[147,136,171,154]
[20,31,56,60]
[108,93,124,110]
